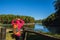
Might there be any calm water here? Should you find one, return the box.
[34,24,49,32]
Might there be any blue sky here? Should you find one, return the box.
[0,0,55,20]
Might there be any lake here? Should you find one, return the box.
[34,24,49,32]
[24,23,60,34]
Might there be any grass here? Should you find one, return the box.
[6,32,23,40]
[6,33,15,40]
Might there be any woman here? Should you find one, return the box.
[11,18,25,40]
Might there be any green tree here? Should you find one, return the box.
[42,0,60,34]
[0,14,35,24]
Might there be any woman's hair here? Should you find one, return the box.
[14,20,16,23]
[20,21,22,23]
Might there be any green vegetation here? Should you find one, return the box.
[0,14,35,24]
[42,13,56,26]
[0,14,35,28]
[42,0,60,34]
[6,33,15,40]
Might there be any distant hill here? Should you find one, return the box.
[0,14,35,24]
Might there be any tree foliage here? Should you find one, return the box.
[42,0,60,34]
[0,14,35,24]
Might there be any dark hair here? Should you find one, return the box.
[14,20,16,23]
[20,21,22,23]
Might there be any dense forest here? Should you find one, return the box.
[42,0,60,34]
[0,14,35,24]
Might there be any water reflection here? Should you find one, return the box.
[34,24,49,32]
[24,24,49,32]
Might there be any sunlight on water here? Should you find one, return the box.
[34,24,49,32]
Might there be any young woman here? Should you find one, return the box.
[11,18,25,40]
